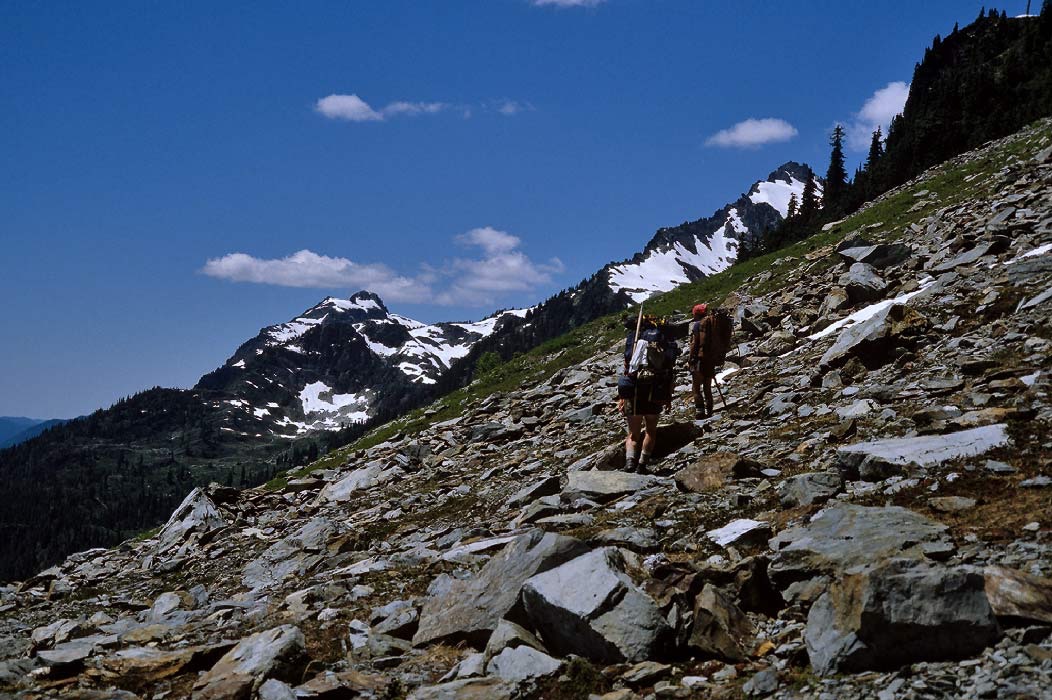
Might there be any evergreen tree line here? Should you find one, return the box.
[742,5,1052,259]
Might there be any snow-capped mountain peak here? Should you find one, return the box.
[195,293,531,436]
[606,161,815,303]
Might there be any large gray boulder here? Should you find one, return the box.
[156,488,227,554]
[819,304,928,370]
[805,559,1000,675]
[837,424,1010,481]
[192,625,307,700]
[521,547,672,664]
[768,504,952,586]
[412,530,588,648]
[839,262,888,305]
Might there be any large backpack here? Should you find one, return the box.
[703,309,734,364]
[619,319,680,402]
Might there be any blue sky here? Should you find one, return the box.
[2,0,1001,418]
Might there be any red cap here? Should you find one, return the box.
[692,303,708,317]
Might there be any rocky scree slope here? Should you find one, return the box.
[1,121,1051,700]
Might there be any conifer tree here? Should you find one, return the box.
[824,125,848,215]
[865,126,884,172]
[786,192,798,220]
[799,169,820,222]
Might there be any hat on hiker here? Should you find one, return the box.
[692,303,707,317]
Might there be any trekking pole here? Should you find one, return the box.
[713,370,728,411]
[632,304,644,417]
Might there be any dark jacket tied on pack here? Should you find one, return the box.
[617,317,681,404]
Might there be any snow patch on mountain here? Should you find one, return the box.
[607,215,740,303]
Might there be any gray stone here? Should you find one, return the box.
[156,487,227,554]
[484,620,546,658]
[242,518,336,592]
[984,566,1052,624]
[837,424,1010,481]
[777,472,843,508]
[1020,475,1051,488]
[805,559,999,675]
[317,463,402,502]
[258,679,297,700]
[594,527,660,552]
[407,677,515,700]
[742,668,779,696]
[566,470,670,501]
[706,519,771,548]
[819,304,929,370]
[769,504,953,585]
[507,475,561,507]
[192,625,307,700]
[688,584,754,662]
[521,547,672,664]
[485,645,562,684]
[413,529,588,648]
[839,263,888,304]
[928,496,977,513]
[838,244,912,270]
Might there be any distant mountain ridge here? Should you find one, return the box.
[194,291,530,434]
[0,417,67,449]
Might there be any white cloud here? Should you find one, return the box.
[532,0,605,6]
[846,81,909,150]
[316,94,532,123]
[455,226,521,255]
[438,228,563,305]
[201,228,561,307]
[201,250,432,302]
[705,118,798,148]
[315,94,450,122]
[315,94,383,122]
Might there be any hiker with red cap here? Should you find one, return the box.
[688,302,721,418]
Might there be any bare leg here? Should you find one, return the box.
[625,414,643,458]
[642,414,659,455]
[691,371,703,412]
[703,373,714,415]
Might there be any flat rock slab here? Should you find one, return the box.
[317,463,403,502]
[805,558,999,675]
[413,530,588,648]
[566,471,670,501]
[192,624,306,700]
[768,504,953,585]
[837,424,1009,479]
[407,678,515,700]
[706,519,771,548]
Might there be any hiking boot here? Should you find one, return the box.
[625,456,639,472]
